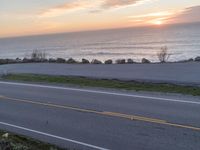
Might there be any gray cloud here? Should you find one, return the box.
[101,0,148,8]
[170,6,200,24]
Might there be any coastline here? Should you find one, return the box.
[0,56,199,65]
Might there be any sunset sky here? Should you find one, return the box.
[1,0,200,37]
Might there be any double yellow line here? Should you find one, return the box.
[0,95,200,131]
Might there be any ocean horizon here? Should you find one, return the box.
[0,22,200,62]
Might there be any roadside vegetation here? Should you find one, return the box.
[2,74,200,96]
[0,47,200,65]
[157,46,171,63]
[31,49,47,60]
[0,130,66,150]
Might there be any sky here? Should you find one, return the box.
[1,0,200,37]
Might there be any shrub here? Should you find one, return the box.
[157,46,170,63]
[115,59,126,64]
[195,56,200,62]
[127,59,135,64]
[31,49,47,60]
[141,58,151,63]
[82,59,90,64]
[91,59,102,64]
[66,58,77,64]
[104,59,113,64]
[56,58,66,63]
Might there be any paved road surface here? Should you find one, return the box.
[0,62,200,86]
[0,81,200,150]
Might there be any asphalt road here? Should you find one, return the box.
[0,81,200,150]
[0,62,200,86]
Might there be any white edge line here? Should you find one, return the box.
[0,121,110,150]
[0,81,199,105]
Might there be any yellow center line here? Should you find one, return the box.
[102,112,167,124]
[0,95,100,114]
[0,95,200,131]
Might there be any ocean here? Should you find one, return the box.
[0,22,200,62]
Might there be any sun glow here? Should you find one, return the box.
[153,20,163,25]
[129,11,177,26]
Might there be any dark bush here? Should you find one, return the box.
[116,59,126,64]
[56,58,66,63]
[142,58,151,63]
[82,59,90,64]
[91,59,102,64]
[104,59,113,64]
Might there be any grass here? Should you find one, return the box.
[0,130,66,150]
[2,74,200,96]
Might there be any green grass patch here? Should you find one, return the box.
[0,130,66,150]
[2,74,200,96]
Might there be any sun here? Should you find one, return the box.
[153,20,163,25]
[149,19,165,26]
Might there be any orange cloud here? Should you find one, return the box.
[128,11,179,25]
[39,0,155,17]
[39,1,96,18]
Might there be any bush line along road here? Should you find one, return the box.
[0,47,200,64]
[0,56,200,65]
[2,74,200,96]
